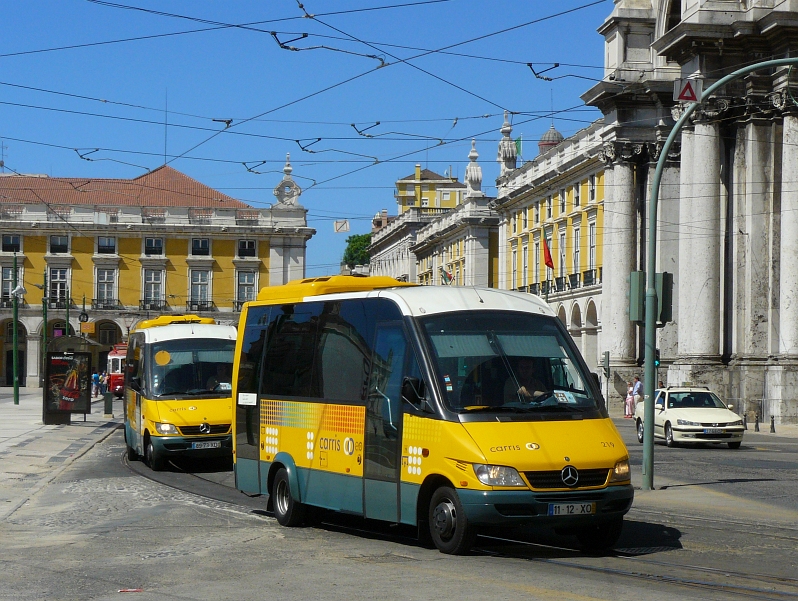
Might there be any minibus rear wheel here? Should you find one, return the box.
[272,467,306,527]
[124,427,139,461]
[428,486,476,555]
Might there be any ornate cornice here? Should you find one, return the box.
[598,141,647,165]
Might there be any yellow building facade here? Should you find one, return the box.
[395,164,465,213]
[0,161,313,387]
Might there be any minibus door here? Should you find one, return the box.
[363,324,406,523]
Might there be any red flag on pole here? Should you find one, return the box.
[543,238,554,269]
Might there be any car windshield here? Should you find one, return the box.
[667,391,726,409]
[419,310,601,415]
[149,338,236,398]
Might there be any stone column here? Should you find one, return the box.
[780,113,798,354]
[677,126,695,357]
[600,143,637,364]
[682,118,721,359]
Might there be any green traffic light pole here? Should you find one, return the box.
[642,57,798,490]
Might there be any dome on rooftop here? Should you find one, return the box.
[538,125,564,154]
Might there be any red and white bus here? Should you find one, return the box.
[107,343,127,398]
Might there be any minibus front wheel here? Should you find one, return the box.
[428,486,476,555]
[273,467,306,527]
[144,434,165,471]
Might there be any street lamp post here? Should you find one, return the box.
[34,271,48,387]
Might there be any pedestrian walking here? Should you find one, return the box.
[100,371,107,395]
[632,375,643,409]
[91,370,100,398]
[624,381,634,418]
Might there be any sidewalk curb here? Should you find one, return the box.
[1,420,122,522]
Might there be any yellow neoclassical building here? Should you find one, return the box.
[0,160,313,387]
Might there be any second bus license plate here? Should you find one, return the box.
[192,441,221,450]
[548,502,596,516]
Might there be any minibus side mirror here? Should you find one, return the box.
[590,372,600,389]
[401,376,430,412]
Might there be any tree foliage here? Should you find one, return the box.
[342,233,371,267]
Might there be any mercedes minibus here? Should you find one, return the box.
[123,315,237,471]
[232,276,633,554]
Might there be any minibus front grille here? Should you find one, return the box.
[179,424,231,436]
[523,469,610,489]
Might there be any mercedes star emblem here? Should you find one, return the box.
[561,465,579,487]
[199,423,211,434]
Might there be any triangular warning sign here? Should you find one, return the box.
[678,81,697,102]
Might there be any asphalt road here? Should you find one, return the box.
[1,421,797,601]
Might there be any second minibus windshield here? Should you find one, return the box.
[150,338,236,398]
[420,311,601,414]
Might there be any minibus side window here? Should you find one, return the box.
[261,303,323,398]
[317,300,374,403]
[236,306,270,457]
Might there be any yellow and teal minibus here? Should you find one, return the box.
[232,276,633,554]
[123,315,237,471]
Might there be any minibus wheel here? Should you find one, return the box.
[144,435,164,471]
[576,518,623,552]
[428,486,476,555]
[123,428,139,461]
[272,467,305,527]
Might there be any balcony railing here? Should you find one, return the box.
[234,299,253,311]
[1,297,13,308]
[48,298,72,310]
[140,299,167,311]
[554,276,567,292]
[568,273,581,289]
[529,283,540,296]
[583,269,596,287]
[92,298,120,310]
[186,299,214,312]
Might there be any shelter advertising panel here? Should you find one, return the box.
[45,352,91,413]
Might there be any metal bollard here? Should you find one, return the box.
[770,415,776,434]
[755,414,760,432]
[103,392,114,419]
[743,413,747,430]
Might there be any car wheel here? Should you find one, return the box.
[576,519,623,552]
[728,441,742,449]
[665,423,676,448]
[144,435,165,471]
[428,486,476,555]
[636,419,644,443]
[272,467,305,527]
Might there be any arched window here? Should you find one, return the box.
[666,0,681,31]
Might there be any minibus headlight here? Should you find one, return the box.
[677,419,700,426]
[155,422,178,435]
[609,459,630,483]
[473,464,526,487]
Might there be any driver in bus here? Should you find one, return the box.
[206,363,232,391]
[504,357,548,403]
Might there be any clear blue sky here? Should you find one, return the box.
[0,1,610,276]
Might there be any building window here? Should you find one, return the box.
[421,198,429,207]
[2,235,20,253]
[588,222,596,270]
[512,249,517,290]
[96,269,115,302]
[145,237,163,256]
[533,242,540,283]
[98,324,118,345]
[97,236,116,254]
[522,208,528,230]
[522,245,528,287]
[2,266,21,306]
[534,202,539,224]
[237,271,256,304]
[574,182,581,207]
[559,232,566,278]
[422,184,429,192]
[442,191,450,201]
[190,269,210,302]
[545,236,552,277]
[191,238,210,256]
[559,189,566,214]
[52,321,72,338]
[589,174,596,202]
[50,268,68,305]
[144,269,163,302]
[50,236,68,254]
[546,196,552,219]
[238,239,256,258]
[573,228,581,274]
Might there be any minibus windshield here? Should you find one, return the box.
[420,311,600,415]
[149,338,236,398]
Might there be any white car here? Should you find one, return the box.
[635,387,744,449]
